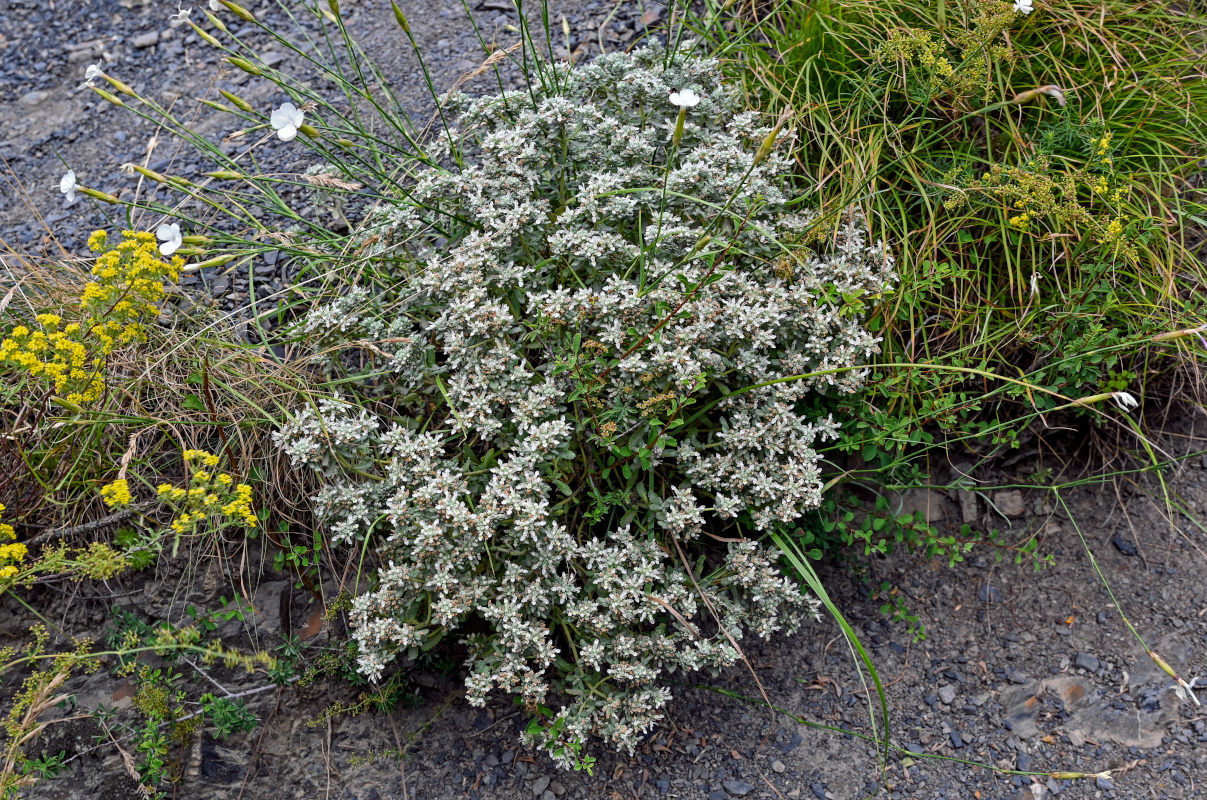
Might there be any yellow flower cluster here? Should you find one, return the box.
[0,230,182,406]
[879,0,1017,104]
[0,503,24,581]
[970,156,1138,263]
[0,314,105,405]
[81,230,182,333]
[100,478,133,508]
[1008,212,1032,230]
[157,450,257,534]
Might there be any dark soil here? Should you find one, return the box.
[2,3,1205,800]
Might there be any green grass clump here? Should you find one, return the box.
[699,0,1207,460]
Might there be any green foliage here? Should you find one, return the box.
[699,0,1207,434]
[199,695,257,739]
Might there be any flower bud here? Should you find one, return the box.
[131,165,167,183]
[219,89,255,112]
[218,0,256,23]
[104,75,138,97]
[391,1,410,33]
[78,186,121,204]
[90,86,125,106]
[226,56,262,77]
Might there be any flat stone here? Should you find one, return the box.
[1006,668,1029,684]
[133,30,160,48]
[771,760,786,773]
[531,776,550,796]
[1074,653,1100,672]
[994,489,1026,517]
[722,779,756,797]
[939,685,957,705]
[19,89,49,105]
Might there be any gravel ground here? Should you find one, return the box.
[0,0,667,310]
[2,2,1206,800]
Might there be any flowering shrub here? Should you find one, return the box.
[275,46,892,766]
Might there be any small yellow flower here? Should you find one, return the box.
[100,478,133,508]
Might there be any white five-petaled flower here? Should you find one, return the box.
[1014,0,1034,14]
[169,4,192,27]
[157,222,183,257]
[59,171,77,204]
[669,89,701,109]
[1111,391,1139,412]
[270,102,305,142]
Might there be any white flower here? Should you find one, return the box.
[169,4,192,27]
[80,64,104,90]
[59,171,77,204]
[270,102,305,142]
[1014,0,1034,14]
[669,89,701,109]
[156,222,183,257]
[209,0,223,9]
[1173,676,1202,707]
[1111,391,1139,412]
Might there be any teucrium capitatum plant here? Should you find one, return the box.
[275,45,893,767]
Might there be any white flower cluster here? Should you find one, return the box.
[276,45,892,765]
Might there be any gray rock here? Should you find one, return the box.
[531,776,550,796]
[994,489,1026,517]
[1111,534,1139,556]
[890,488,946,524]
[958,490,979,523]
[939,684,957,705]
[1006,668,1029,684]
[133,30,160,48]
[1074,652,1100,672]
[722,779,756,797]
[19,89,49,105]
[979,584,1002,603]
[771,759,786,774]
